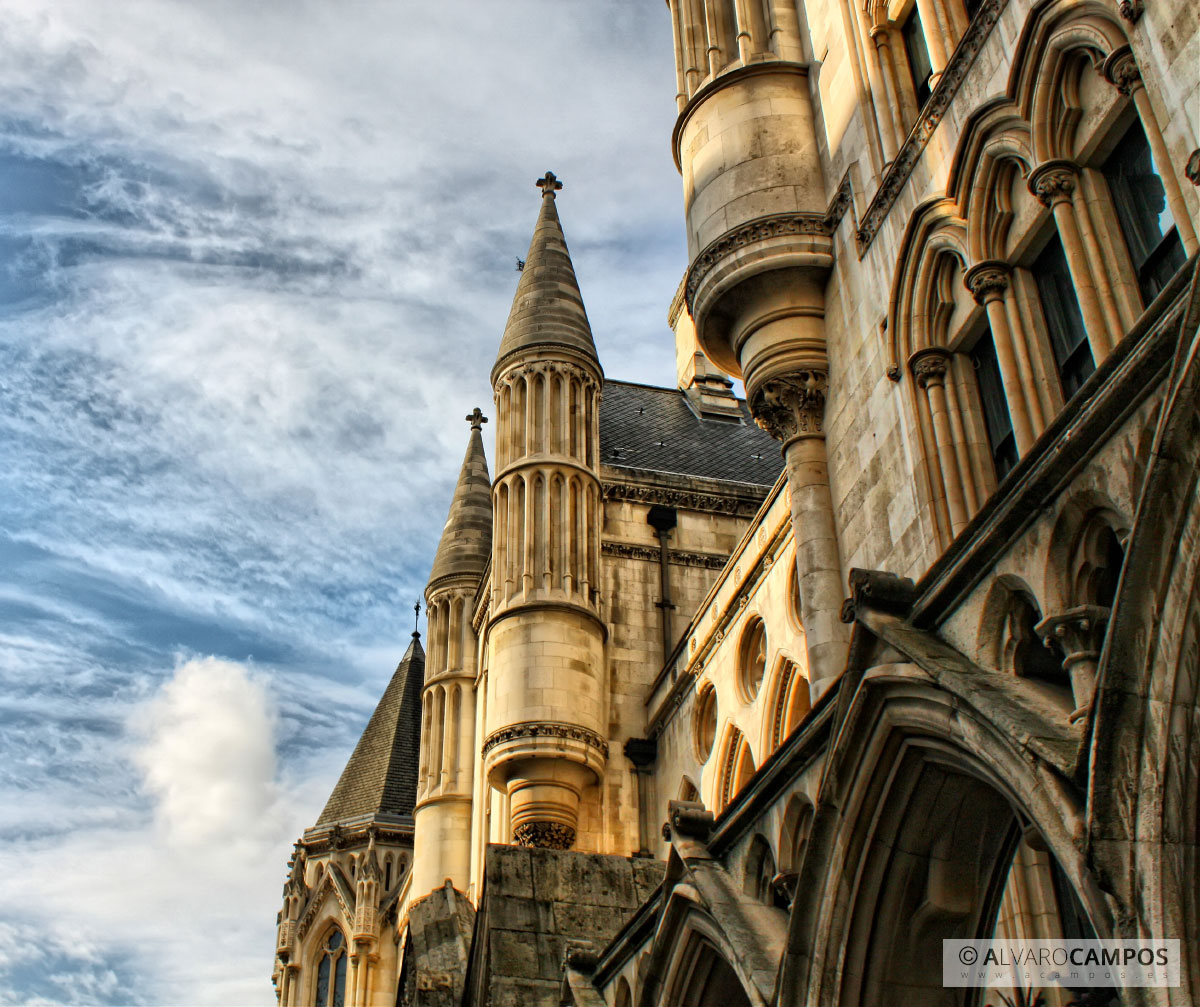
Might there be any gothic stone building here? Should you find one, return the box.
[273,0,1200,1003]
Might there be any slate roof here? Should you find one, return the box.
[493,189,599,380]
[599,380,783,486]
[316,633,425,826]
[429,421,492,586]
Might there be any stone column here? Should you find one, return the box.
[869,24,907,159]
[964,260,1037,452]
[1036,605,1110,721]
[910,348,971,534]
[1103,45,1199,256]
[912,0,951,81]
[750,369,849,697]
[1029,161,1114,361]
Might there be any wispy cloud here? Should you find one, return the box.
[0,0,686,1001]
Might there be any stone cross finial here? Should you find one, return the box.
[413,600,421,635]
[536,171,563,197]
[466,407,488,430]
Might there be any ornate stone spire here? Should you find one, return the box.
[492,172,599,381]
[428,410,493,588]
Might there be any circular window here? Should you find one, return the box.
[738,618,767,701]
[789,558,804,630]
[694,684,718,762]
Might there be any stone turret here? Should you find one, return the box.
[482,173,608,850]
[667,2,849,695]
[412,411,492,898]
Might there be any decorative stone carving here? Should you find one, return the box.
[964,260,1011,305]
[481,720,610,758]
[562,942,599,974]
[1028,160,1079,208]
[750,370,829,443]
[909,349,950,389]
[685,212,831,309]
[513,821,576,849]
[664,799,714,840]
[601,540,730,570]
[1117,0,1143,21]
[1036,605,1110,721]
[855,0,1004,254]
[1187,149,1200,187]
[1102,46,1141,96]
[601,481,765,518]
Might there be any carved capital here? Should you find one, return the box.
[868,23,891,44]
[1035,605,1110,662]
[1028,160,1079,208]
[1102,46,1141,96]
[514,821,576,849]
[750,370,829,443]
[909,348,950,389]
[964,260,1010,304]
[1117,0,1143,20]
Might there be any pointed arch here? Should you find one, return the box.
[717,726,755,811]
[765,656,810,752]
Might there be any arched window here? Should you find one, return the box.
[768,658,811,751]
[314,928,348,1007]
[694,685,718,763]
[718,728,755,810]
[742,834,781,906]
[679,776,700,803]
[737,618,767,702]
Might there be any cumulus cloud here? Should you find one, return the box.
[0,0,689,1000]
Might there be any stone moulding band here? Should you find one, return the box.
[854,0,1005,257]
[601,481,765,518]
[685,211,832,311]
[482,721,610,759]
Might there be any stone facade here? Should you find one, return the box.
[275,0,1200,1002]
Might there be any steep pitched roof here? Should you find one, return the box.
[428,419,492,588]
[493,182,599,380]
[599,380,783,486]
[316,633,425,826]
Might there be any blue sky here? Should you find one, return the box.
[0,2,685,1001]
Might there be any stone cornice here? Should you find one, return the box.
[855,0,1006,256]
[481,720,610,759]
[601,479,767,518]
[601,540,729,570]
[685,211,831,312]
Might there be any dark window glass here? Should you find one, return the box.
[316,929,347,1007]
[1103,120,1186,304]
[902,10,933,108]
[1033,235,1094,400]
[970,329,1018,481]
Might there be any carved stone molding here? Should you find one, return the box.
[482,720,610,758]
[601,481,766,518]
[855,0,1005,255]
[1102,45,1141,96]
[910,349,951,389]
[514,821,575,850]
[1028,160,1079,208]
[601,540,729,570]
[964,260,1011,304]
[750,370,829,443]
[662,800,715,841]
[824,170,859,252]
[685,211,830,310]
[1117,0,1143,21]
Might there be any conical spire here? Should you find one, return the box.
[316,632,425,826]
[492,172,599,381]
[428,409,493,587]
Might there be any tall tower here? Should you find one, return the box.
[411,410,492,898]
[667,1,849,694]
[482,172,607,850]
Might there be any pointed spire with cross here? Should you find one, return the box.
[466,407,488,431]
[536,171,563,198]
